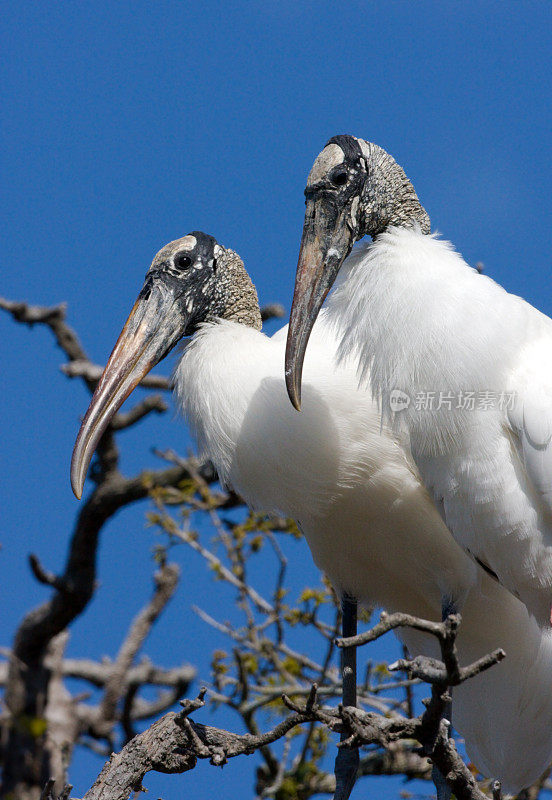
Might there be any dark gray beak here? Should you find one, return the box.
[71,277,187,499]
[285,196,356,410]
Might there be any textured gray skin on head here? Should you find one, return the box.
[356,139,431,238]
[214,249,263,330]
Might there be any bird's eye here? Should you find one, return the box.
[174,253,193,271]
[331,169,348,187]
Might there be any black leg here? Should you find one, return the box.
[432,598,455,800]
[333,595,359,800]
[441,598,454,734]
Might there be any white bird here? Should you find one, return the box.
[71,231,552,794]
[285,135,552,632]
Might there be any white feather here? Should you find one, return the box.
[329,227,552,626]
[174,310,552,792]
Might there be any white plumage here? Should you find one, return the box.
[328,227,552,628]
[176,309,552,793]
[70,227,552,794]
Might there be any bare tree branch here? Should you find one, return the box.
[78,605,505,800]
[61,361,172,391]
[0,299,88,370]
[111,394,168,429]
[62,659,195,691]
[93,563,180,737]
[0,299,203,798]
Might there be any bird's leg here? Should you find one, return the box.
[441,597,455,730]
[333,594,359,800]
[432,597,455,800]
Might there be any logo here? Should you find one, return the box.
[389,390,411,412]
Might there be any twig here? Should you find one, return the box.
[95,563,180,734]
[0,297,86,360]
[388,648,505,687]
[111,394,168,429]
[39,778,56,800]
[337,610,456,649]
[28,554,69,592]
[61,657,195,691]
[61,360,172,390]
[173,527,273,614]
[260,303,286,323]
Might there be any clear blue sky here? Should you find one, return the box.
[2,1,551,798]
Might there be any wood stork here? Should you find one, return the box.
[285,135,552,632]
[71,231,552,794]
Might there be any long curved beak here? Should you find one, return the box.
[285,197,355,410]
[70,277,187,499]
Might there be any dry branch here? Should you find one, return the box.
[93,564,181,738]
[61,361,172,391]
[82,611,497,800]
[0,298,203,798]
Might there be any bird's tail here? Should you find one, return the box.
[398,571,552,793]
[449,573,552,794]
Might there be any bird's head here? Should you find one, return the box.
[285,135,430,410]
[70,231,260,499]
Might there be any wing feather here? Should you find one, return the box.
[508,386,552,510]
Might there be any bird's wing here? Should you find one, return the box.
[507,381,552,512]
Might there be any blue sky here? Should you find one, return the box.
[2,1,551,797]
